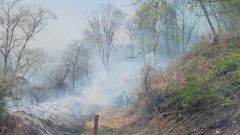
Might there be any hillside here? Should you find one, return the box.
[3,37,240,135]
[112,37,240,134]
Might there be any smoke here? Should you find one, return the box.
[69,44,173,105]
[72,47,142,105]
[15,0,215,108]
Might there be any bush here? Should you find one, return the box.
[0,88,7,121]
[0,81,19,123]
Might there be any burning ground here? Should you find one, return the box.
[2,92,99,135]
[18,94,95,126]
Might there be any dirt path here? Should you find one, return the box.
[84,105,138,135]
[83,105,178,135]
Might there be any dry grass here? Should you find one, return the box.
[84,106,139,135]
[125,32,240,134]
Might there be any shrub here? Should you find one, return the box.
[0,81,19,123]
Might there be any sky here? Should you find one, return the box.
[22,0,133,52]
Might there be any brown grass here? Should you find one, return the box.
[125,32,240,134]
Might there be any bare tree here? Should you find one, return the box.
[10,47,52,107]
[85,3,124,87]
[62,40,93,91]
[15,48,53,79]
[122,17,137,60]
[0,0,56,81]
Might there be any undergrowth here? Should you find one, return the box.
[99,125,117,135]
[132,40,240,118]
[160,43,240,112]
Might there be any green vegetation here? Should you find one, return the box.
[0,81,19,123]
[128,131,133,134]
[159,43,240,112]
[99,125,117,135]
[0,89,7,121]
[61,122,86,135]
[106,110,115,116]
[186,128,191,133]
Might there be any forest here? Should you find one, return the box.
[1,0,240,134]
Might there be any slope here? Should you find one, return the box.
[121,36,240,134]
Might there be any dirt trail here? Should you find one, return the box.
[84,106,225,135]
[84,105,177,135]
[84,105,138,135]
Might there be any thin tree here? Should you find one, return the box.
[122,17,137,60]
[16,48,53,79]
[188,0,218,44]
[62,40,93,91]
[199,0,217,36]
[85,3,124,87]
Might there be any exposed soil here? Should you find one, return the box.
[84,105,240,135]
[85,105,140,135]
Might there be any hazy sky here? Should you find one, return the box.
[22,0,133,51]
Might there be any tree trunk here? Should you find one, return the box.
[86,72,92,87]
[228,15,235,32]
[210,3,221,34]
[13,40,29,78]
[4,57,8,81]
[171,19,175,54]
[166,26,169,55]
[175,16,179,54]
[200,0,217,36]
[107,59,109,88]
[165,0,170,55]
[131,38,134,60]
[72,64,75,92]
[182,0,186,53]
